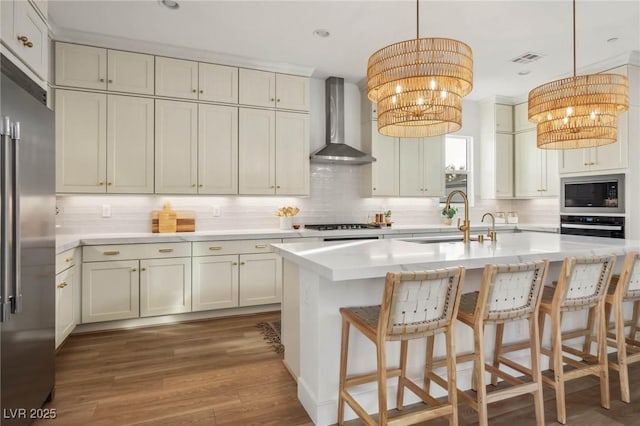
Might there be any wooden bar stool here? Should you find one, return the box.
[589,252,640,403]
[430,260,549,426]
[535,255,616,424]
[337,267,465,426]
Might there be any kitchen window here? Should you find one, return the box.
[441,135,473,203]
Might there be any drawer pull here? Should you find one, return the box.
[209,246,223,251]
[66,257,73,262]
[158,248,173,253]
[57,282,67,289]
[103,251,120,256]
[255,244,267,249]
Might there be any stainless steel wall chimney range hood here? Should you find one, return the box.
[310,77,376,165]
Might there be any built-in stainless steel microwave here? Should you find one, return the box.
[560,174,625,214]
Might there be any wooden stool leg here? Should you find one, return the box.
[613,297,630,403]
[630,301,640,340]
[551,310,567,424]
[397,340,408,410]
[491,323,505,386]
[424,335,435,394]
[583,306,596,356]
[596,303,610,409]
[338,317,350,425]
[538,310,546,351]
[376,341,388,425]
[446,327,458,426]
[474,323,489,426]
[529,314,545,426]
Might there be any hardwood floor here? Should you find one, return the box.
[41,312,640,425]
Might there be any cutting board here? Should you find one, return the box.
[151,211,195,233]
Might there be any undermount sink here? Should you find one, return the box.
[401,235,465,244]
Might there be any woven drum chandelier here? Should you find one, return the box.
[528,0,628,150]
[366,0,473,138]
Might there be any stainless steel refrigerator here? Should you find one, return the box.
[1,55,55,424]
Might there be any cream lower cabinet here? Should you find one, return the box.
[192,255,239,311]
[239,109,309,195]
[515,131,559,197]
[55,267,75,348]
[399,136,445,197]
[239,253,282,306]
[56,90,154,193]
[82,260,140,323]
[140,257,192,317]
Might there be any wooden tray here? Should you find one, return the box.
[151,211,195,233]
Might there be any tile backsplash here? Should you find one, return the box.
[56,164,559,235]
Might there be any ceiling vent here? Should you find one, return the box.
[510,52,543,64]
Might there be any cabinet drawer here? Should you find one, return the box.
[83,242,191,262]
[192,239,281,257]
[56,248,79,274]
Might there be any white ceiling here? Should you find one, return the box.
[48,0,640,101]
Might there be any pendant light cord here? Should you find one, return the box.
[572,0,576,77]
[416,0,419,39]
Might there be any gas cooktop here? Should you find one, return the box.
[304,223,382,231]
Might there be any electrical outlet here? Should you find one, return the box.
[212,205,221,217]
[102,204,111,218]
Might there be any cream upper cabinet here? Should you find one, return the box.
[274,111,310,195]
[155,56,199,100]
[56,90,154,193]
[275,74,310,111]
[55,90,107,193]
[515,131,558,197]
[399,137,444,197]
[155,99,198,194]
[369,129,399,197]
[198,63,238,103]
[107,95,154,193]
[238,108,276,194]
[514,102,535,132]
[55,43,107,90]
[4,0,48,80]
[480,102,514,199]
[192,255,239,311]
[198,104,238,194]
[238,109,309,195]
[107,50,154,95]
[139,257,192,317]
[238,253,282,306]
[239,69,310,111]
[239,69,276,108]
[82,260,140,323]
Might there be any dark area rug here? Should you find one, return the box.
[257,320,284,354]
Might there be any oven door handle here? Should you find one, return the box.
[561,224,623,231]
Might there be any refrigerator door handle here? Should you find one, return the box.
[11,121,21,314]
[0,116,11,321]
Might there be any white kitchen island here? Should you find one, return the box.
[270,233,638,425]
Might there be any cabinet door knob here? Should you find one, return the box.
[192,89,197,93]
[131,268,137,272]
[25,41,33,48]
[270,185,275,189]
[141,268,146,271]
[240,261,246,265]
[98,181,105,186]
[270,98,275,102]
[373,187,377,191]
[99,78,105,83]
[198,184,204,188]
[192,184,197,187]
[277,98,280,102]
[108,79,113,83]
[232,262,238,265]
[199,90,204,94]
[17,35,28,43]
[66,257,73,262]
[276,185,281,189]
[57,282,67,289]
[107,182,112,186]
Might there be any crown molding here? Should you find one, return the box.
[50,26,316,77]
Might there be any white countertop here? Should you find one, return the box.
[270,233,635,281]
[55,223,559,254]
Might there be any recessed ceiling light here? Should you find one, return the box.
[518,70,531,76]
[159,0,179,10]
[607,37,619,43]
[313,29,330,39]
